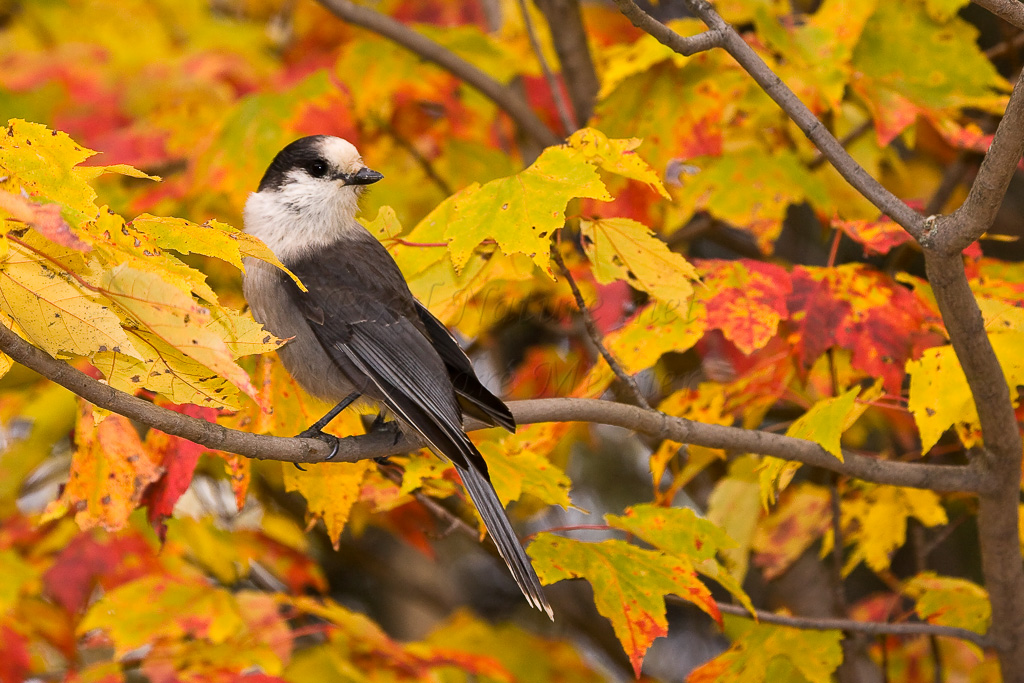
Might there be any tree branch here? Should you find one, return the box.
[924,253,1024,674]
[313,0,562,149]
[612,0,927,240]
[972,0,1024,31]
[532,0,599,125]
[712,602,991,649]
[0,322,984,493]
[611,0,725,56]
[517,0,577,134]
[928,66,1024,254]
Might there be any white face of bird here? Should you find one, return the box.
[243,136,383,262]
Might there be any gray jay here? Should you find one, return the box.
[241,135,552,618]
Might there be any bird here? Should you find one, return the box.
[240,135,552,618]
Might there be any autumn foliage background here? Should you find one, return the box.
[0,0,1023,680]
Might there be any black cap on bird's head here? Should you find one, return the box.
[257,135,383,193]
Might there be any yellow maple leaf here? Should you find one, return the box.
[580,217,698,309]
[567,128,671,198]
[446,145,611,274]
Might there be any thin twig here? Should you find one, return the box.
[808,120,873,170]
[516,0,577,134]
[313,0,562,149]
[552,248,651,409]
[611,0,725,56]
[0,323,983,491]
[532,0,600,124]
[829,478,848,616]
[711,602,991,648]
[375,117,454,196]
[925,153,972,216]
[986,30,1024,59]
[376,463,479,540]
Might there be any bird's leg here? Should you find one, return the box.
[293,392,361,469]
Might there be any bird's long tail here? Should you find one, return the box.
[457,462,553,619]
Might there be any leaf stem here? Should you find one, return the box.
[551,248,651,409]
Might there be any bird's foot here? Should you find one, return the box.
[368,413,403,446]
[293,426,340,469]
[367,414,403,465]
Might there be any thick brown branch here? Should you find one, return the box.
[533,0,599,124]
[928,66,1024,254]
[924,253,1024,674]
[0,324,981,492]
[972,0,1024,30]
[713,602,991,648]
[313,0,562,149]
[613,0,926,240]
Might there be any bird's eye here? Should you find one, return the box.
[307,161,328,178]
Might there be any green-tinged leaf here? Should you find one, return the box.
[417,24,523,84]
[87,211,221,304]
[687,615,843,683]
[78,575,245,657]
[358,205,403,241]
[567,128,670,198]
[786,386,860,460]
[131,214,294,276]
[924,0,970,21]
[851,0,1008,143]
[598,19,699,99]
[206,305,285,358]
[200,71,335,207]
[904,572,990,636]
[907,332,1024,452]
[445,145,611,273]
[755,0,877,112]
[756,457,802,511]
[581,217,698,309]
[530,534,720,677]
[607,504,754,615]
[674,148,829,251]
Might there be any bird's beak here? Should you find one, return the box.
[345,167,384,186]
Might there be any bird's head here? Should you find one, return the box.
[244,136,384,259]
[256,135,383,195]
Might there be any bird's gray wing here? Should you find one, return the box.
[413,301,516,433]
[284,277,551,616]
